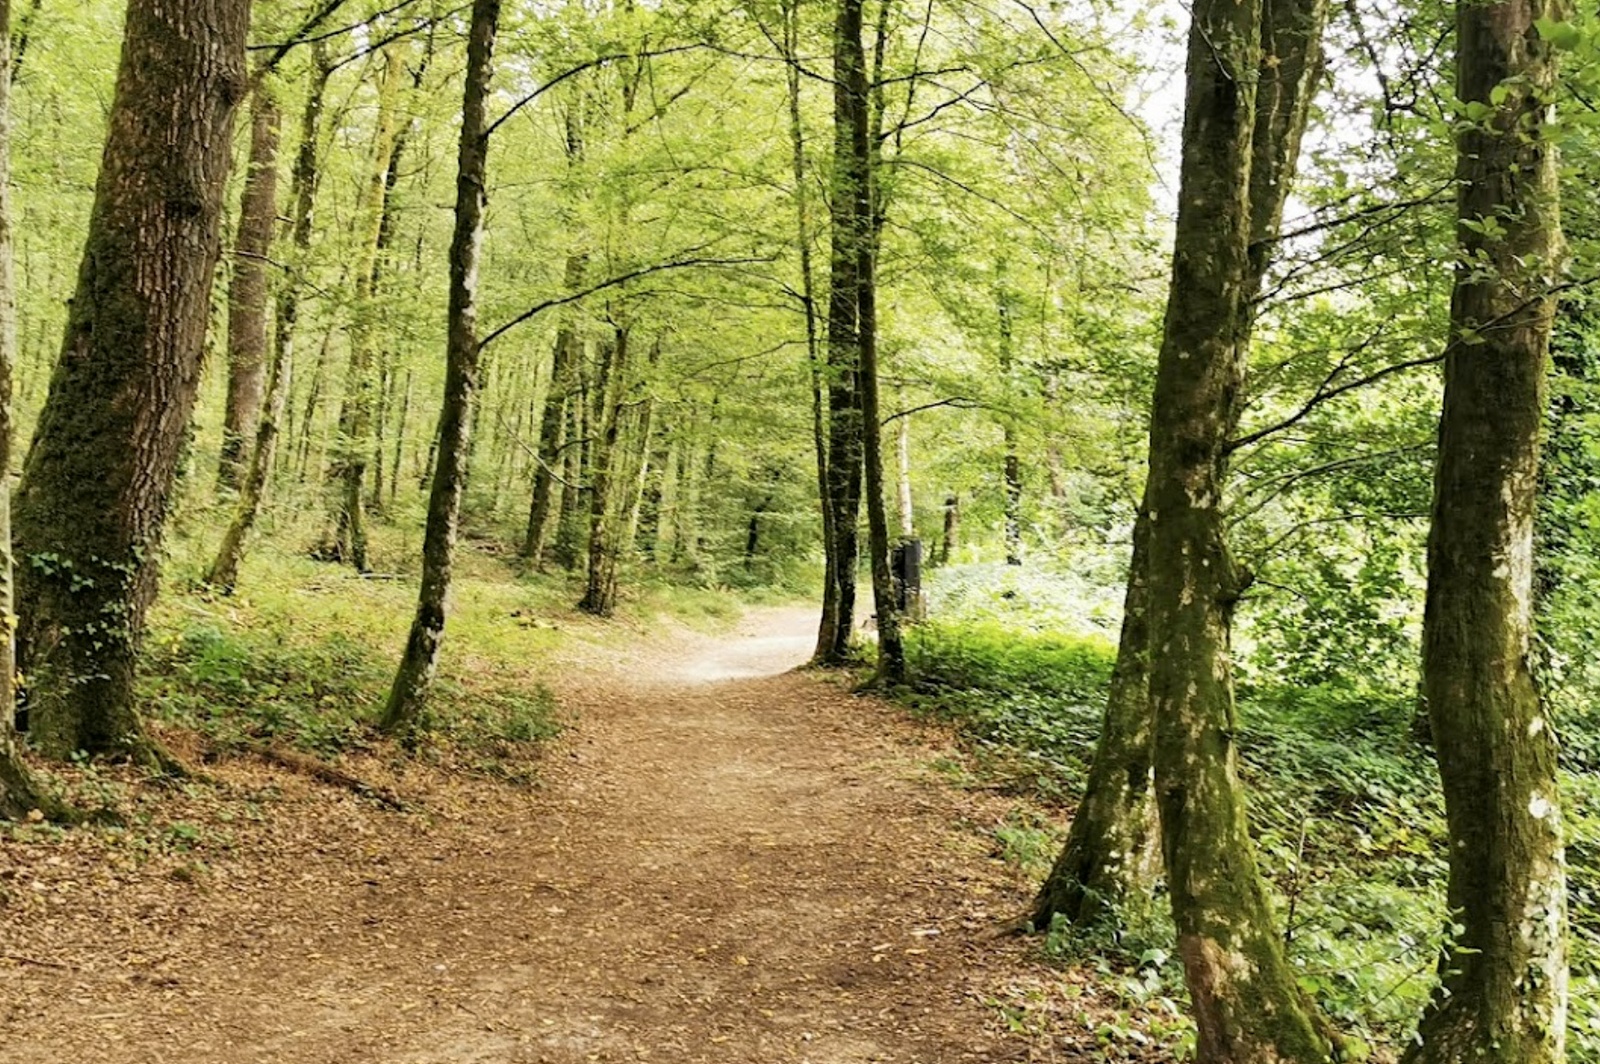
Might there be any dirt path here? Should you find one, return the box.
[0,607,1091,1063]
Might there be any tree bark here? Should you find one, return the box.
[322,47,406,571]
[813,0,868,666]
[1140,0,1332,1054]
[0,0,64,818]
[13,0,248,761]
[577,326,628,617]
[381,0,498,736]
[216,85,281,493]
[522,252,585,564]
[1031,0,1328,945]
[1031,504,1158,928]
[208,59,328,592]
[1403,0,1567,1058]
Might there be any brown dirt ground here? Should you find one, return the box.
[0,606,1153,1063]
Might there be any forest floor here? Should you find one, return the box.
[0,603,1149,1064]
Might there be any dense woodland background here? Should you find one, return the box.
[1,0,1598,1058]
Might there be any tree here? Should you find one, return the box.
[11,0,249,761]
[382,0,499,736]
[1404,0,1568,1057]
[1138,0,1334,1052]
[1032,0,1329,936]
[216,84,282,493]
[208,52,334,592]
[0,0,63,818]
[813,0,868,667]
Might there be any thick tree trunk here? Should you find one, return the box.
[13,0,248,761]
[208,61,327,591]
[381,0,498,736]
[1032,0,1328,944]
[1141,0,1332,1055]
[216,86,281,493]
[814,0,868,666]
[1404,0,1567,1058]
[1031,505,1158,928]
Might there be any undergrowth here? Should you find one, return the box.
[898,563,1600,1062]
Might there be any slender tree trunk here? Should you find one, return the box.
[0,0,63,818]
[780,0,835,656]
[1404,0,1567,1058]
[997,277,1023,567]
[845,25,901,681]
[1140,0,1332,1053]
[13,0,248,761]
[895,408,914,538]
[937,492,958,566]
[389,367,410,508]
[578,327,628,616]
[381,0,498,735]
[323,47,406,571]
[814,0,868,666]
[522,252,584,564]
[208,60,327,591]
[216,85,281,493]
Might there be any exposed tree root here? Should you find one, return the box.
[242,743,410,811]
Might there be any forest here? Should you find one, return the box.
[0,0,1594,1058]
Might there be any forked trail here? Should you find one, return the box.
[0,608,1091,1063]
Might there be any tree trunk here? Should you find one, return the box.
[381,0,498,736]
[997,277,1023,567]
[1032,0,1328,945]
[937,492,958,566]
[522,252,585,564]
[322,47,406,571]
[578,327,628,617]
[1031,504,1158,928]
[896,408,914,538]
[13,0,248,761]
[208,60,328,592]
[1140,0,1332,1054]
[1403,0,1567,1058]
[0,0,63,818]
[216,85,281,493]
[814,0,868,666]
[844,13,901,682]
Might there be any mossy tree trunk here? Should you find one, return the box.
[216,84,281,494]
[0,0,62,818]
[207,63,328,592]
[813,0,869,667]
[12,0,248,762]
[1403,0,1567,1058]
[578,326,629,617]
[322,47,406,572]
[381,0,499,737]
[1141,0,1334,1054]
[1031,0,1327,942]
[1031,503,1158,929]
